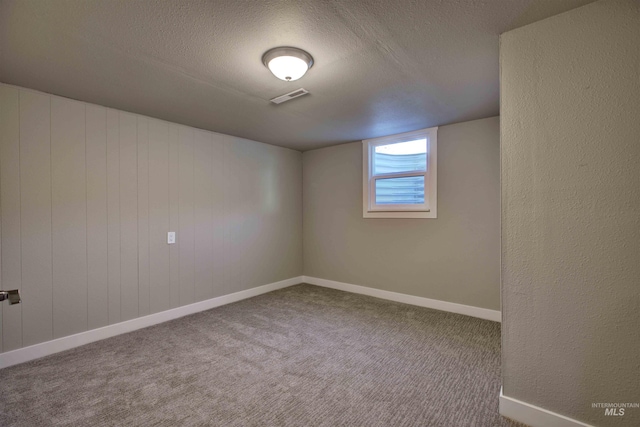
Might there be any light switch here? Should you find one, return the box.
[167,232,176,244]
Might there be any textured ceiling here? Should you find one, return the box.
[0,0,596,151]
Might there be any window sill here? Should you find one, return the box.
[363,210,437,219]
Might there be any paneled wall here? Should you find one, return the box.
[0,84,303,353]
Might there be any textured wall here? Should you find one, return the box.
[0,84,302,353]
[501,0,640,425]
[303,117,500,310]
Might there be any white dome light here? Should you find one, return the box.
[267,56,309,81]
[262,47,314,82]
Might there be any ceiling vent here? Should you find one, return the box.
[270,88,309,104]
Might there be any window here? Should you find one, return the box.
[363,127,437,218]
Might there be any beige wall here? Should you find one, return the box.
[0,84,302,353]
[303,117,500,310]
[501,0,640,425]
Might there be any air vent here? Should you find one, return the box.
[270,88,309,104]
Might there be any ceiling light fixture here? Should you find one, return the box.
[262,47,314,82]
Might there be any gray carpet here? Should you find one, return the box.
[0,284,525,426]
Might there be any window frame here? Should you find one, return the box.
[362,126,437,219]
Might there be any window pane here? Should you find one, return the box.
[375,176,425,205]
[374,139,426,175]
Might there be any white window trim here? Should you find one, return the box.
[362,126,437,219]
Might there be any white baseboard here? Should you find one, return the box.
[499,387,593,427]
[302,276,501,322]
[0,276,303,369]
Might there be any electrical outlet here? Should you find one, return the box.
[167,232,176,244]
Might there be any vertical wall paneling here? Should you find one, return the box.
[237,141,251,290]
[221,140,233,295]
[0,85,21,351]
[178,126,195,305]
[51,97,88,338]
[193,131,214,301]
[137,117,150,316]
[238,142,252,290]
[210,134,226,298]
[0,84,303,354]
[168,124,180,308]
[19,90,53,346]
[106,109,121,324]
[223,140,241,294]
[86,104,109,330]
[119,112,138,321]
[148,120,170,314]
[241,143,264,290]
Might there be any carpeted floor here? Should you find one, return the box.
[0,284,525,426]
